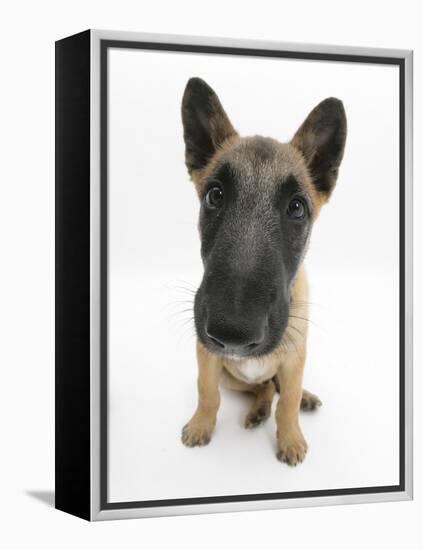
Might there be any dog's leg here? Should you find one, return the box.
[182,341,223,447]
[244,381,275,429]
[275,350,308,466]
[220,369,275,428]
[273,376,322,411]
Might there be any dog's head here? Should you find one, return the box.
[182,78,346,359]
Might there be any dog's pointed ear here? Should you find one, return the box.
[291,98,347,197]
[182,78,237,176]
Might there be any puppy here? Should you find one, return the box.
[180,78,346,465]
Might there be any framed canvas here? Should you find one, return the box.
[55,29,413,521]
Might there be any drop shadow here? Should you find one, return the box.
[26,490,55,508]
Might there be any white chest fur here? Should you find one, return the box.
[226,357,278,384]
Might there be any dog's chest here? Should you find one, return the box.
[226,357,278,384]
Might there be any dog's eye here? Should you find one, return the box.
[205,186,224,209]
[287,197,306,220]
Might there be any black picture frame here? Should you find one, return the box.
[55,29,413,521]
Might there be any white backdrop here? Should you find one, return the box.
[1,0,421,548]
[107,48,399,502]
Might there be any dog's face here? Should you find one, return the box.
[182,78,346,359]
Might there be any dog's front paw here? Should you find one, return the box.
[245,401,271,429]
[276,430,308,466]
[181,417,214,447]
[301,389,322,411]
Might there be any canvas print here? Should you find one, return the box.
[107,45,401,502]
[55,30,412,521]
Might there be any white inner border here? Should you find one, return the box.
[89,29,413,521]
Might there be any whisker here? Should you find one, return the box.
[175,323,197,347]
[287,324,305,338]
[288,314,322,332]
[171,287,196,295]
[288,314,311,324]
[179,316,195,328]
[165,280,198,297]
[283,330,300,359]
[276,339,289,358]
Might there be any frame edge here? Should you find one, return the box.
[55,29,92,521]
[403,49,413,500]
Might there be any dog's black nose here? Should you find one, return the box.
[205,318,266,355]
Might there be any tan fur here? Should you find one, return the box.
[183,133,321,463]
[220,368,276,428]
[182,341,222,447]
[180,88,345,464]
[191,137,328,218]
[183,264,319,464]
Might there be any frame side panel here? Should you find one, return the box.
[55,29,91,521]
